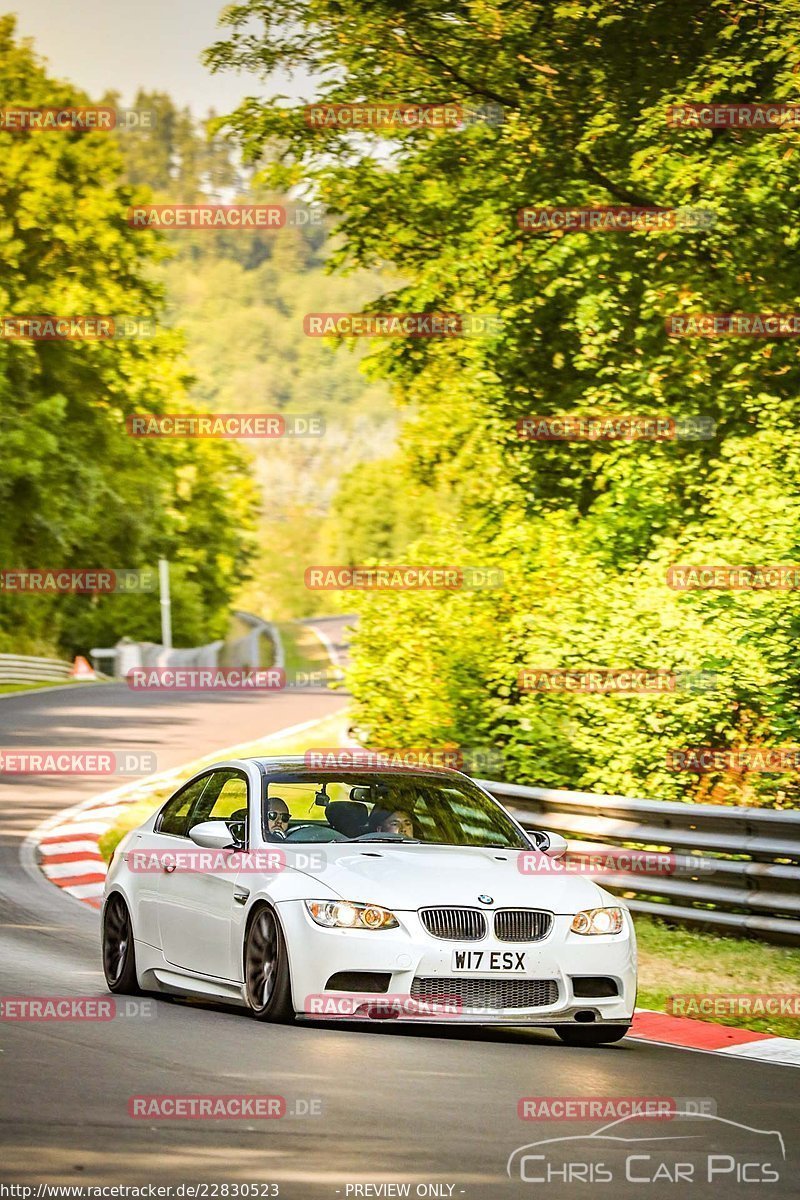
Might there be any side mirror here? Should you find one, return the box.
[189,820,237,850]
[531,830,568,858]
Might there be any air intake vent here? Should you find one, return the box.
[411,976,559,1010]
[571,976,619,998]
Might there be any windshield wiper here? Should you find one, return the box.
[346,833,422,843]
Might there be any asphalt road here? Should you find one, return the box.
[0,684,796,1199]
[300,614,355,671]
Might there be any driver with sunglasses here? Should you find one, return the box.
[266,796,291,839]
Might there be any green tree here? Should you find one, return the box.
[206,1,800,805]
[0,16,258,655]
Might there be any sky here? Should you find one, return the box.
[9,0,297,116]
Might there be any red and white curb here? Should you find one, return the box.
[630,1008,800,1067]
[26,773,183,909]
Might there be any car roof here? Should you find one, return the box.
[234,754,470,780]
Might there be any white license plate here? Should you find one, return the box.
[451,949,528,973]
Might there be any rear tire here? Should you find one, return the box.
[244,906,294,1023]
[102,893,142,995]
[556,1024,629,1046]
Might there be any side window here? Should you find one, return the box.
[157,775,214,837]
[185,770,249,837]
[209,775,249,820]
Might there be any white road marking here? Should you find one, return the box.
[42,860,106,880]
[39,840,103,857]
[715,1038,800,1067]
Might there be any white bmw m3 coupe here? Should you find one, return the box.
[102,756,636,1043]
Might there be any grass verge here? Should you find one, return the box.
[635,914,800,1038]
[277,620,340,678]
[0,680,103,695]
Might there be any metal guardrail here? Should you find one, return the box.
[231,611,285,671]
[138,640,224,669]
[480,779,800,945]
[91,616,284,677]
[0,653,72,683]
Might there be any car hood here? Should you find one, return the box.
[286,844,607,913]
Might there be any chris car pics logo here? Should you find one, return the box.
[507,1112,784,1185]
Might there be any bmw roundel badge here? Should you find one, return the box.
[478,894,494,905]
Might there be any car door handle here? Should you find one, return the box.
[233,887,250,905]
[163,863,177,873]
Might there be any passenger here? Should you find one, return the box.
[266,796,291,839]
[369,806,415,839]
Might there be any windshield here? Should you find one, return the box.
[261,770,530,848]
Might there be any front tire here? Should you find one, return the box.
[244,906,294,1022]
[556,1024,629,1046]
[102,893,142,994]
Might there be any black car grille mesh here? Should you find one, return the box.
[419,907,553,942]
[411,976,559,1010]
[493,909,553,942]
[420,908,487,941]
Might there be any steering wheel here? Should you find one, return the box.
[284,823,345,843]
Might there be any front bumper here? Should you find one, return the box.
[277,901,637,1025]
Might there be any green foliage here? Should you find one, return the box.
[109,88,397,619]
[209,0,800,805]
[636,915,800,1039]
[0,18,258,655]
[105,89,241,199]
[323,455,438,565]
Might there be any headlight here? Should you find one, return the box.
[304,900,399,930]
[570,907,624,935]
